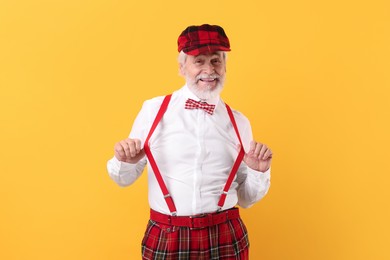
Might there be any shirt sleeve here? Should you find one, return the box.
[107,156,147,187]
[234,112,271,208]
[237,166,271,208]
[106,98,158,187]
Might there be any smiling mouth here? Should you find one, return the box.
[199,78,217,82]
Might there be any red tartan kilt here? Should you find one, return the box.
[141,216,249,260]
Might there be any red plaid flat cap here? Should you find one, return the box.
[178,24,231,56]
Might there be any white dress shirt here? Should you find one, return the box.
[107,85,271,216]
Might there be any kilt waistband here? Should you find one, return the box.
[150,208,240,229]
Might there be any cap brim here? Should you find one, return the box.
[183,45,231,56]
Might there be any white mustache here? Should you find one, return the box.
[196,74,220,80]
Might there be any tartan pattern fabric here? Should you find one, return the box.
[141,217,249,260]
[178,24,231,56]
[185,99,216,115]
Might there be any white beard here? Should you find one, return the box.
[186,74,225,101]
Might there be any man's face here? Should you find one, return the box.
[180,51,226,100]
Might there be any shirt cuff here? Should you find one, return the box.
[248,167,271,176]
[109,156,140,174]
[246,166,271,182]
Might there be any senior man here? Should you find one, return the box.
[107,24,272,260]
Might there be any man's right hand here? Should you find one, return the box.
[114,138,145,163]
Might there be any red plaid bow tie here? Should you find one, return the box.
[185,98,215,115]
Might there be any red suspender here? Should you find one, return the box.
[144,95,245,215]
[217,104,245,210]
[143,94,177,215]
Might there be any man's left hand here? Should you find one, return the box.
[238,141,273,172]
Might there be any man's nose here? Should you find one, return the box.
[203,62,215,74]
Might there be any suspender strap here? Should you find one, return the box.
[217,104,245,210]
[143,94,177,215]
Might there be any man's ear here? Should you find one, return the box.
[179,63,185,77]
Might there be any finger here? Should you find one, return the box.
[125,139,139,157]
[120,140,131,158]
[248,141,256,154]
[258,144,268,160]
[253,142,263,157]
[134,139,142,154]
[262,148,272,160]
[239,143,251,162]
[236,143,242,152]
[114,142,126,160]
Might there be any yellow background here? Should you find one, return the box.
[1,0,389,259]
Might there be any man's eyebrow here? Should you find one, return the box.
[195,52,222,58]
[194,54,206,58]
